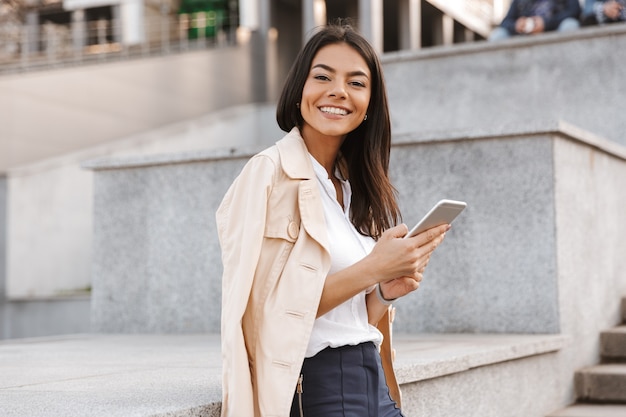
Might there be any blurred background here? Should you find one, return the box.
[0,0,512,340]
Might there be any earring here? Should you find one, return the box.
[364,114,368,121]
[296,102,300,108]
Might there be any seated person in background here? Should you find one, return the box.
[581,0,626,25]
[489,0,581,41]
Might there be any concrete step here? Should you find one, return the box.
[601,326,626,361]
[547,403,626,416]
[0,333,568,417]
[575,364,626,403]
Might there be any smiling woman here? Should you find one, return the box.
[299,43,371,144]
[217,23,450,417]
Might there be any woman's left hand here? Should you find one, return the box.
[378,266,426,301]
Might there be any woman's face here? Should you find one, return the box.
[300,42,371,142]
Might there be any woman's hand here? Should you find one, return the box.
[368,223,449,298]
[323,223,448,319]
[365,223,449,325]
[379,223,448,300]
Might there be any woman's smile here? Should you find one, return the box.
[319,106,350,117]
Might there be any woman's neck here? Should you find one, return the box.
[301,127,345,178]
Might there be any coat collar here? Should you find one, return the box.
[276,127,349,181]
[276,127,315,180]
[276,127,330,253]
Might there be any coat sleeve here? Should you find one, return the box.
[216,154,276,417]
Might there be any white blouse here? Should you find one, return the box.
[305,155,383,358]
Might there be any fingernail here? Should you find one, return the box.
[446,224,452,231]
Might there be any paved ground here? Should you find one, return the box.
[0,334,222,417]
[3,332,624,417]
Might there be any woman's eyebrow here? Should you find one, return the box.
[312,63,369,78]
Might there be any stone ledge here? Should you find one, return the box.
[392,119,626,161]
[382,24,626,63]
[82,120,626,171]
[547,404,626,417]
[393,333,568,384]
[0,333,568,417]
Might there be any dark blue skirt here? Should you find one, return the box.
[290,342,403,417]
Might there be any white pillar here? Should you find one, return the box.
[120,0,144,45]
[259,0,270,33]
[241,0,272,102]
[237,0,270,31]
[302,0,327,43]
[71,9,87,51]
[239,0,259,29]
[359,0,383,53]
[24,12,40,55]
[399,0,421,50]
[442,13,454,46]
[303,0,315,41]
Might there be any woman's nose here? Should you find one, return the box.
[328,81,346,98]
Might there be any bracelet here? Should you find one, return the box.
[376,284,396,306]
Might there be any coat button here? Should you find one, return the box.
[287,221,299,240]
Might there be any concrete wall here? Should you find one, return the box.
[390,131,559,334]
[1,297,91,339]
[87,122,626,338]
[382,24,626,148]
[88,149,248,332]
[6,165,93,297]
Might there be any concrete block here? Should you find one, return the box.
[390,134,559,333]
[0,333,567,417]
[600,327,626,361]
[89,153,248,333]
[575,364,626,403]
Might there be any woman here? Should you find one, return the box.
[216,23,449,417]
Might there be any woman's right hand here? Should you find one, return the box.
[367,223,449,285]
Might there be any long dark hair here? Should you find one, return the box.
[276,23,400,239]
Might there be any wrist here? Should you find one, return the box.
[376,283,396,306]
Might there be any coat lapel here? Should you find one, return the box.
[276,128,330,253]
[298,179,330,253]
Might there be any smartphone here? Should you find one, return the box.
[404,199,467,239]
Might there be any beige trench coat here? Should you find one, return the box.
[216,127,400,417]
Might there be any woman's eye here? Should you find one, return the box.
[314,74,330,81]
[350,81,366,87]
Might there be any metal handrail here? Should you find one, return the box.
[0,12,236,75]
